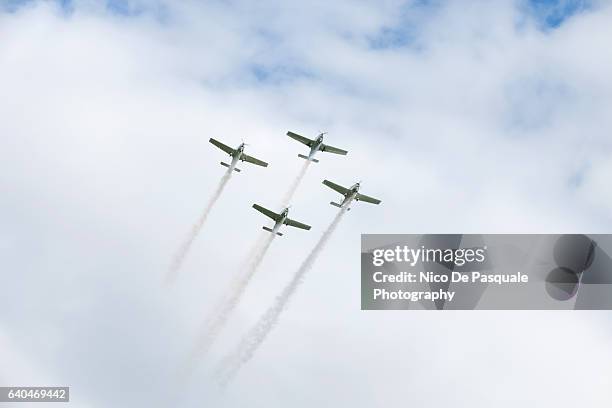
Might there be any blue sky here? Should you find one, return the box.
[3,0,593,26]
[527,0,591,27]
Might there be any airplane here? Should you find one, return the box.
[209,138,268,172]
[286,131,348,163]
[322,180,381,210]
[252,204,311,236]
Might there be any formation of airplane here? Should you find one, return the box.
[209,138,268,173]
[252,204,311,236]
[287,131,348,163]
[207,131,380,235]
[323,180,381,210]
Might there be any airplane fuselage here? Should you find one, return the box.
[340,183,360,208]
[272,208,290,233]
[307,135,325,161]
[227,144,245,171]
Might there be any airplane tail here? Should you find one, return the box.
[331,201,350,211]
[262,226,283,236]
[298,154,319,163]
[220,162,241,172]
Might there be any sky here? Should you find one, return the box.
[1,0,612,407]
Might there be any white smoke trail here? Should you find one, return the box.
[183,161,311,374]
[280,161,310,207]
[165,170,233,285]
[187,233,275,370]
[216,208,347,385]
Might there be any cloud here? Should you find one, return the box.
[1,0,612,407]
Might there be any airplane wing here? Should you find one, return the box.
[252,204,280,221]
[323,180,351,195]
[287,131,314,147]
[209,138,235,155]
[241,153,268,167]
[284,217,311,231]
[356,193,381,205]
[319,143,348,155]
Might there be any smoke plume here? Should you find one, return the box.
[280,161,310,207]
[187,233,275,370]
[216,208,347,385]
[166,169,232,284]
